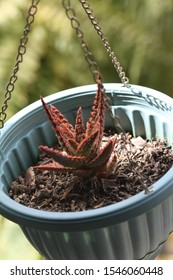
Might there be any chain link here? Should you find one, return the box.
[79,0,130,87]
[0,0,40,129]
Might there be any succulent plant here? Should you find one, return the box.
[34,76,117,178]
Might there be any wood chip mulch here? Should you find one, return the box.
[9,133,173,212]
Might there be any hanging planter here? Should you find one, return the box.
[1,0,173,260]
[1,83,173,260]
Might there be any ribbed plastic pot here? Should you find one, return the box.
[0,83,173,260]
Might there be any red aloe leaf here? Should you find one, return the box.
[41,97,75,132]
[66,138,78,155]
[87,135,117,169]
[75,107,85,143]
[33,162,74,172]
[49,106,75,139]
[39,145,89,168]
[41,97,78,154]
[86,76,106,143]
[76,130,100,157]
[34,163,95,178]
[40,97,76,147]
[85,90,99,136]
[97,81,106,142]
[58,125,78,155]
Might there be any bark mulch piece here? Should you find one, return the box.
[9,132,173,212]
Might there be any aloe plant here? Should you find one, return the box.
[34,76,117,178]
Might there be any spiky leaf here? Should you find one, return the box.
[76,130,99,157]
[88,136,116,168]
[75,107,85,143]
[39,146,90,168]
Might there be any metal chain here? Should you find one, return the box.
[79,0,130,87]
[0,0,40,129]
[62,0,100,83]
[62,0,125,132]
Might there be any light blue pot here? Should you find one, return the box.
[0,83,173,259]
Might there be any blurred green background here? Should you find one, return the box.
[0,0,173,259]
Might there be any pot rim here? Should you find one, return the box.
[1,83,173,131]
[0,83,173,231]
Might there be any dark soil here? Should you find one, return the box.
[9,132,173,212]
